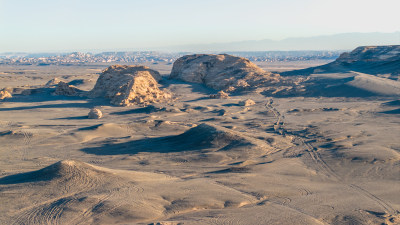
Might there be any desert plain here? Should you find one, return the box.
[0,48,399,225]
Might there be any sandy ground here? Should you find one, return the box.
[0,62,399,225]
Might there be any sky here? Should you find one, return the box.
[0,0,399,52]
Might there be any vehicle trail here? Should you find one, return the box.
[265,98,398,216]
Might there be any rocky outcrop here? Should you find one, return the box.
[239,99,255,106]
[88,108,102,119]
[45,78,63,87]
[0,90,12,100]
[54,81,81,96]
[170,54,280,92]
[209,91,230,99]
[88,65,170,106]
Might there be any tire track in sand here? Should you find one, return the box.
[265,98,398,216]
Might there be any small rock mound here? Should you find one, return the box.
[0,90,12,100]
[45,78,63,87]
[88,108,102,119]
[170,54,280,92]
[54,81,81,96]
[210,91,230,99]
[89,65,170,106]
[239,99,255,106]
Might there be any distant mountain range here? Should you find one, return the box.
[159,32,400,52]
[1,32,399,55]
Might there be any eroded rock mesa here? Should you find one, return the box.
[170,54,280,92]
[89,65,170,106]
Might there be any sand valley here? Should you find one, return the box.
[0,46,399,224]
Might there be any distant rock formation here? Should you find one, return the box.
[209,91,230,99]
[330,45,400,75]
[282,45,400,76]
[88,108,102,119]
[170,54,280,92]
[336,45,400,64]
[54,81,81,96]
[88,65,170,106]
[272,45,400,97]
[45,78,63,87]
[0,90,12,100]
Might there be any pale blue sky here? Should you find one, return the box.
[0,0,399,52]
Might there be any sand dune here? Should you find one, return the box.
[347,72,400,96]
[0,160,257,224]
[271,46,400,97]
[281,45,400,77]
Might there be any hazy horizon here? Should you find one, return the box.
[1,0,399,52]
[1,32,399,54]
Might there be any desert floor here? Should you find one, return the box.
[0,61,399,225]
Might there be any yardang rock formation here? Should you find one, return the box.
[170,54,280,92]
[89,65,170,106]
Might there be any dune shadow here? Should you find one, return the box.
[206,167,250,174]
[199,118,219,122]
[81,135,206,155]
[110,105,162,115]
[0,102,94,111]
[380,108,400,114]
[382,100,400,106]
[52,116,89,120]
[68,79,85,86]
[222,103,239,107]
[183,96,210,102]
[81,124,253,156]
[76,124,104,131]
[0,168,56,184]
[3,88,87,103]
[280,60,400,78]
[0,98,110,111]
[162,79,216,94]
